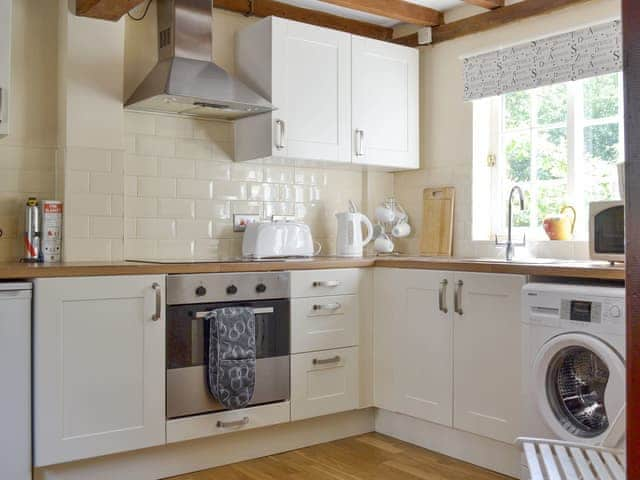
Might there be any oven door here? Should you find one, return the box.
[167,299,290,419]
[590,201,624,262]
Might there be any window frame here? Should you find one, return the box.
[475,73,624,242]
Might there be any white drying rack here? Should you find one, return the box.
[516,405,626,480]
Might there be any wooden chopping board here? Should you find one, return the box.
[420,187,455,257]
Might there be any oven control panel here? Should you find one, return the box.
[167,272,290,305]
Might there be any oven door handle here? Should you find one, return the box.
[194,307,274,319]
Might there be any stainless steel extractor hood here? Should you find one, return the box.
[125,0,275,120]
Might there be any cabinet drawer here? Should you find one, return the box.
[166,401,291,443]
[291,295,358,353]
[290,269,361,298]
[291,347,359,421]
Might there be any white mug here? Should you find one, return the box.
[392,222,411,238]
[374,233,394,253]
[375,206,395,224]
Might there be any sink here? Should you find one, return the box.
[461,257,573,265]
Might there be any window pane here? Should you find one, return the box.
[505,132,531,182]
[584,73,619,120]
[536,128,568,180]
[584,123,621,204]
[504,91,531,130]
[537,183,569,226]
[536,84,568,125]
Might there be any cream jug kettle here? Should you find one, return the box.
[335,212,373,257]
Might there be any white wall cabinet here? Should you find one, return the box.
[452,272,525,444]
[352,37,419,170]
[374,269,524,443]
[33,275,166,467]
[235,17,351,163]
[0,0,12,137]
[235,17,419,170]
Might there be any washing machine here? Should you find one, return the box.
[522,283,625,453]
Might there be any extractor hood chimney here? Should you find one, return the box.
[125,0,275,119]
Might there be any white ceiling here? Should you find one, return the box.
[277,0,467,27]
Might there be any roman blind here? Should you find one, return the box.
[463,20,622,101]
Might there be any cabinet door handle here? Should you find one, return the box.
[313,302,341,311]
[275,119,286,149]
[438,279,448,314]
[454,280,464,315]
[313,355,341,366]
[217,417,249,428]
[152,282,162,321]
[312,280,341,288]
[355,129,365,156]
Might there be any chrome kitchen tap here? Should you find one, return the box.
[496,185,526,261]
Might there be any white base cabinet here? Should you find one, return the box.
[452,272,525,443]
[374,268,525,444]
[291,347,359,421]
[33,275,166,467]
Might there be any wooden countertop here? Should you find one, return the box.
[0,256,624,281]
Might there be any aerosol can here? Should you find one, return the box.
[23,197,41,262]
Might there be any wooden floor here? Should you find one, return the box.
[166,433,513,480]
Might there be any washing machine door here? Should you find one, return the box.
[533,333,625,445]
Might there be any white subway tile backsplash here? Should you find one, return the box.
[125,112,156,135]
[66,215,90,239]
[68,171,90,193]
[177,179,213,199]
[68,193,111,216]
[126,154,158,176]
[91,216,124,239]
[66,148,111,172]
[212,181,247,201]
[158,157,195,179]
[138,177,177,197]
[126,196,158,218]
[158,198,195,219]
[136,218,176,239]
[175,138,212,160]
[121,112,382,260]
[195,160,231,181]
[137,135,176,157]
[176,219,212,239]
[195,200,230,220]
[90,173,123,194]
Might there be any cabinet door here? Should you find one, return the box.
[352,36,418,170]
[452,273,525,443]
[374,268,453,426]
[272,19,351,163]
[291,347,359,421]
[33,275,166,466]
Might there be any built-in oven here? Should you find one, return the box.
[589,201,624,264]
[166,272,290,419]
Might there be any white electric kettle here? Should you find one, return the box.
[335,212,374,257]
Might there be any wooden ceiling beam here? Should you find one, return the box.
[214,0,394,40]
[76,0,147,21]
[393,0,596,46]
[462,0,504,9]
[317,0,443,26]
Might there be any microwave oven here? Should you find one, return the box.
[589,201,624,264]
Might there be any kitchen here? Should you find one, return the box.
[0,0,634,479]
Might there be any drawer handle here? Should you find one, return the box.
[217,417,249,428]
[313,355,341,366]
[313,302,341,311]
[313,280,341,288]
[195,307,274,319]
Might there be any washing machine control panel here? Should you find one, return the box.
[559,297,624,326]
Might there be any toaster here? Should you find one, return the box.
[242,221,319,258]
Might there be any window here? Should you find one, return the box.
[473,72,624,241]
